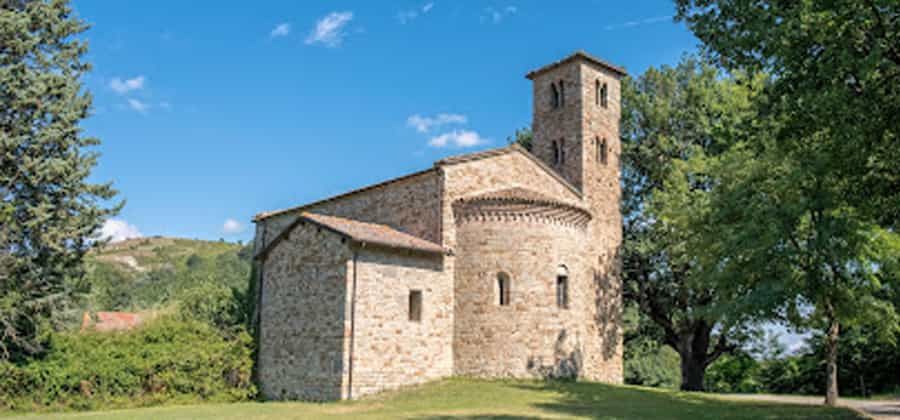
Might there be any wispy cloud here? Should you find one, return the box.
[109,76,145,94]
[397,2,435,24]
[305,11,353,47]
[406,113,467,133]
[127,98,149,113]
[270,23,291,38]
[604,15,672,31]
[428,130,488,148]
[99,219,143,243]
[481,6,517,24]
[222,218,245,234]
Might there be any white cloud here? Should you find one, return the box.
[482,6,517,24]
[428,130,488,148]
[127,98,149,113]
[109,76,145,94]
[222,218,245,234]
[397,2,435,24]
[99,219,143,243]
[305,11,353,47]
[406,113,467,133]
[604,15,672,31]
[270,23,291,38]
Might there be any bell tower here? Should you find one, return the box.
[527,51,626,382]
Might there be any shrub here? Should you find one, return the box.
[624,337,681,389]
[177,282,244,331]
[0,317,255,412]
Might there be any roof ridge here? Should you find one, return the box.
[525,50,627,79]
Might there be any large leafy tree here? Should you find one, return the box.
[621,56,763,391]
[674,0,899,229]
[673,0,900,405]
[686,124,900,405]
[0,0,118,360]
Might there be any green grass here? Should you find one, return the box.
[3,378,863,420]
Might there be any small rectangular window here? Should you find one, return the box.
[556,276,569,309]
[409,290,422,322]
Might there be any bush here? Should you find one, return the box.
[624,338,681,389]
[0,317,255,412]
[177,282,244,331]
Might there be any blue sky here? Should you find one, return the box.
[76,1,699,243]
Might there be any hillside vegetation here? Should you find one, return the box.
[82,237,252,314]
[3,378,863,420]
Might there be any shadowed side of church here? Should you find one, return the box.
[251,51,625,400]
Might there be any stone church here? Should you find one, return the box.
[252,51,625,400]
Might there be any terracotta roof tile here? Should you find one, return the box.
[302,213,444,254]
[525,50,627,79]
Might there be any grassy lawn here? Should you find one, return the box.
[3,378,863,420]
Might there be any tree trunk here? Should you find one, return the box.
[680,353,706,391]
[824,319,840,406]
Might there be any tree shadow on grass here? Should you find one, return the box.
[513,381,862,420]
[413,416,542,420]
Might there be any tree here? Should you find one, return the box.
[507,127,533,151]
[0,0,118,360]
[674,0,900,230]
[687,125,900,405]
[620,56,763,391]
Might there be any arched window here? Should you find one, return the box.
[552,140,560,165]
[497,272,511,306]
[598,137,608,165]
[600,82,609,108]
[556,265,569,309]
[550,83,560,109]
[559,138,566,165]
[559,79,565,107]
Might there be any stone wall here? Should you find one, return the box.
[257,222,353,400]
[349,247,452,397]
[453,216,591,378]
[255,170,442,255]
[529,56,625,383]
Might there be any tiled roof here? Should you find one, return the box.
[303,213,444,254]
[253,168,437,222]
[256,212,445,260]
[525,50,627,79]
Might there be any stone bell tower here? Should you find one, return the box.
[527,51,626,382]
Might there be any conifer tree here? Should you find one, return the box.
[0,0,119,360]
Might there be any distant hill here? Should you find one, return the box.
[83,237,252,313]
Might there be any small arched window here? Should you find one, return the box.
[598,137,608,165]
[497,272,511,306]
[600,82,609,108]
[556,265,569,309]
[550,83,560,109]
[552,140,560,165]
[559,79,565,107]
[559,138,566,165]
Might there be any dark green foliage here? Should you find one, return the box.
[675,0,900,230]
[625,337,681,389]
[0,317,255,412]
[621,55,763,391]
[0,0,120,361]
[177,281,246,332]
[507,127,533,151]
[704,353,762,394]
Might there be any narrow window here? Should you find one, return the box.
[497,273,511,306]
[559,138,566,165]
[550,83,560,109]
[409,290,422,322]
[559,79,565,107]
[598,138,608,165]
[552,140,560,165]
[595,80,601,106]
[600,83,609,108]
[556,266,569,309]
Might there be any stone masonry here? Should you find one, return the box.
[253,51,626,400]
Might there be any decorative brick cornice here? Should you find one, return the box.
[453,188,592,230]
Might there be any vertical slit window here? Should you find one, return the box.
[409,290,422,322]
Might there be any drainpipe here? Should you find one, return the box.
[347,248,359,400]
